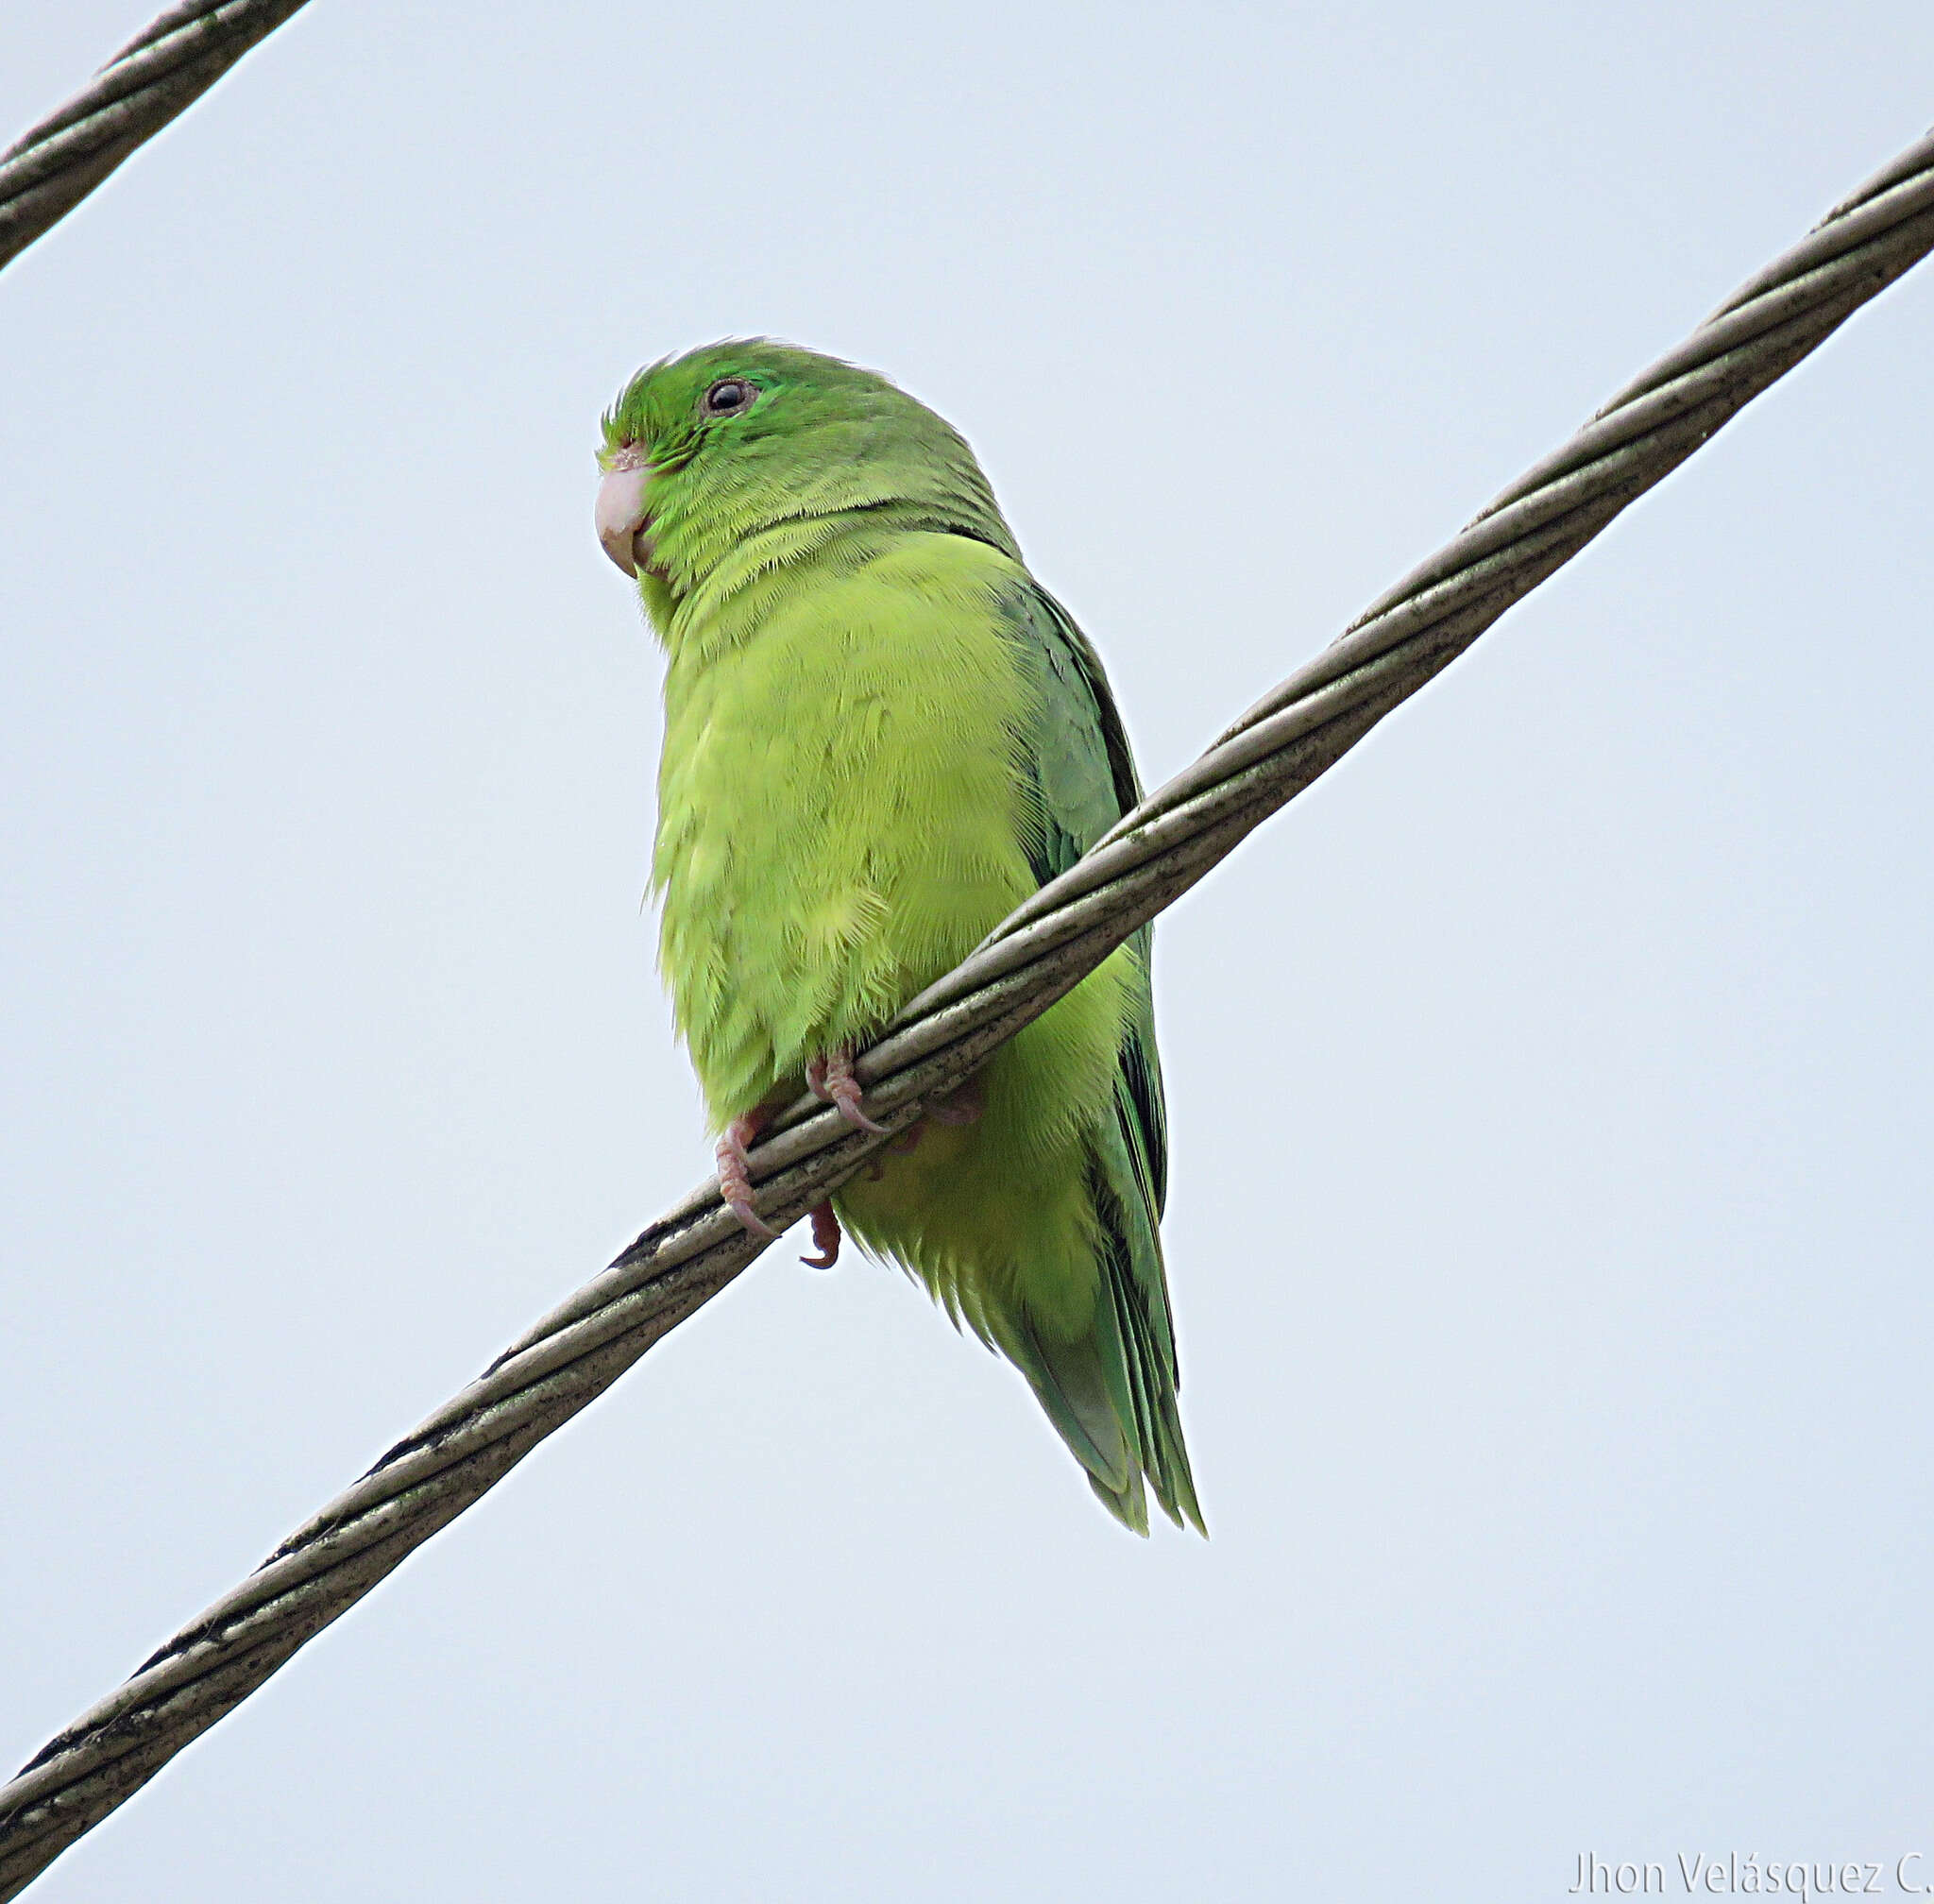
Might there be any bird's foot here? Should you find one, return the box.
[716,1112,781,1239]
[858,1080,983,1175]
[927,1077,984,1126]
[806,1046,888,1135]
[800,1199,842,1269]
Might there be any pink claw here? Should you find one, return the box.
[716,1112,781,1239]
[800,1199,842,1269]
[807,1047,888,1136]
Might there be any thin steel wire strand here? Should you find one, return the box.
[0,0,313,275]
[3,120,1931,1901]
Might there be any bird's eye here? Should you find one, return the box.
[703,379,755,416]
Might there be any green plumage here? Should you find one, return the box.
[601,341,1202,1534]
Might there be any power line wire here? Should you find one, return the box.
[0,0,313,276]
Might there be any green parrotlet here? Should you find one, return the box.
[595,341,1202,1535]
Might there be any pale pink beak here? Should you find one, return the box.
[596,448,653,577]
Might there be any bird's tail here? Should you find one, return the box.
[995,1133,1203,1537]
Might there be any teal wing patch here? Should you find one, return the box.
[995,582,1201,1533]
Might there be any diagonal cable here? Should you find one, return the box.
[3,120,1932,1902]
[0,0,314,277]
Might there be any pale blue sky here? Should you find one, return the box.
[3,5,1932,1899]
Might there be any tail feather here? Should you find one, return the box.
[994,1127,1204,1538]
[1003,1308,1136,1499]
[1097,1090,1206,1536]
[1100,1230,1204,1534]
[1088,1470,1151,1536]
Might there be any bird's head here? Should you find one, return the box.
[595,339,1015,630]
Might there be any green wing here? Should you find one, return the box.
[997,581,1203,1535]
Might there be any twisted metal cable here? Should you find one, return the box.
[0,0,313,277]
[4,121,1932,1900]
